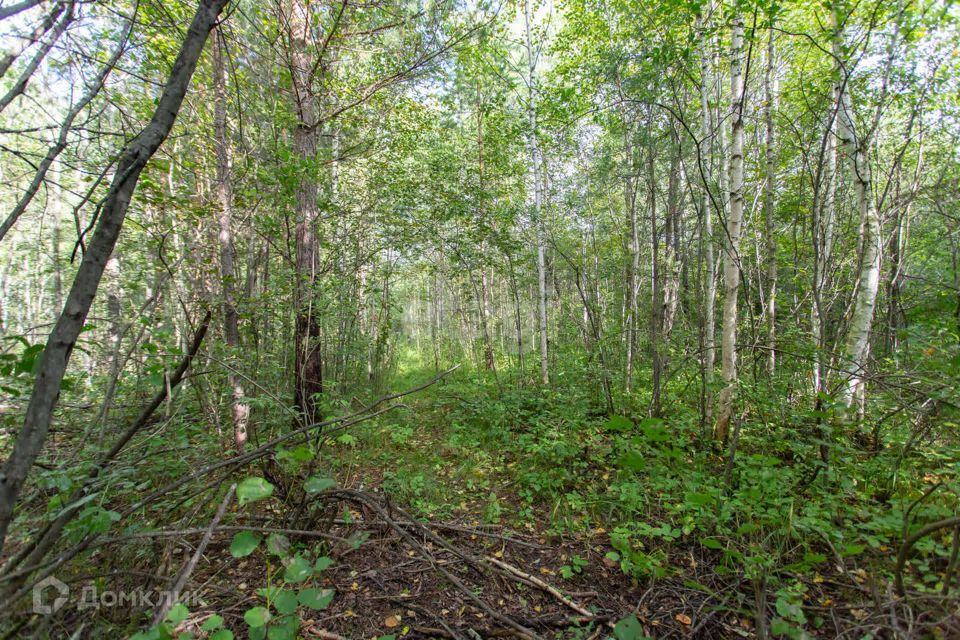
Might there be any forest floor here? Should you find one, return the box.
[23,363,958,639]
[186,503,744,640]
[139,365,959,640]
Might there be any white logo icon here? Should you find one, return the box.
[32,576,69,614]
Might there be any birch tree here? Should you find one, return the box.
[715,12,745,442]
[524,0,549,385]
[832,2,881,410]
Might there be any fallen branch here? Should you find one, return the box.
[485,556,606,625]
[896,516,960,596]
[99,525,351,546]
[0,366,459,608]
[151,483,236,626]
[327,489,540,640]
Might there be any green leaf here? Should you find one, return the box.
[229,531,262,558]
[298,588,335,610]
[304,476,336,493]
[277,445,313,464]
[266,617,298,640]
[283,555,312,583]
[684,492,714,507]
[244,606,271,628]
[166,603,189,626]
[313,556,334,573]
[618,450,645,471]
[771,617,793,635]
[613,614,649,640]
[701,538,723,550]
[209,631,233,640]
[274,590,298,615]
[237,477,274,506]
[257,586,282,600]
[201,615,224,631]
[604,415,633,432]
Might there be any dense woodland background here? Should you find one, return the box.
[0,0,959,637]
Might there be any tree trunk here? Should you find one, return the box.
[833,6,881,410]
[715,13,744,442]
[212,25,249,449]
[647,116,662,417]
[0,0,229,556]
[524,0,549,385]
[623,117,640,396]
[763,24,778,376]
[288,0,324,423]
[697,8,718,427]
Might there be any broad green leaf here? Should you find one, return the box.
[313,556,334,573]
[244,606,270,628]
[237,477,274,506]
[266,617,298,640]
[283,555,312,583]
[304,476,336,493]
[298,588,335,610]
[603,415,633,432]
[229,531,262,558]
[201,615,224,631]
[618,450,645,471]
[613,614,649,640]
[273,590,298,615]
[166,603,189,625]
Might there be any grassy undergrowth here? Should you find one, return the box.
[324,364,960,636]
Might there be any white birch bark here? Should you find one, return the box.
[833,6,881,409]
[715,13,745,441]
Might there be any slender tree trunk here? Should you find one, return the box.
[833,6,881,410]
[623,117,640,396]
[886,199,908,355]
[715,13,745,441]
[697,9,718,426]
[96,257,123,433]
[524,0,549,385]
[212,25,249,449]
[763,25,778,376]
[50,157,63,312]
[647,118,662,416]
[811,89,838,398]
[0,0,229,556]
[660,138,682,384]
[476,102,496,373]
[506,252,524,379]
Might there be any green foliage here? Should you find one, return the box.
[304,476,336,493]
[237,477,275,506]
[229,531,262,558]
[612,614,650,640]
